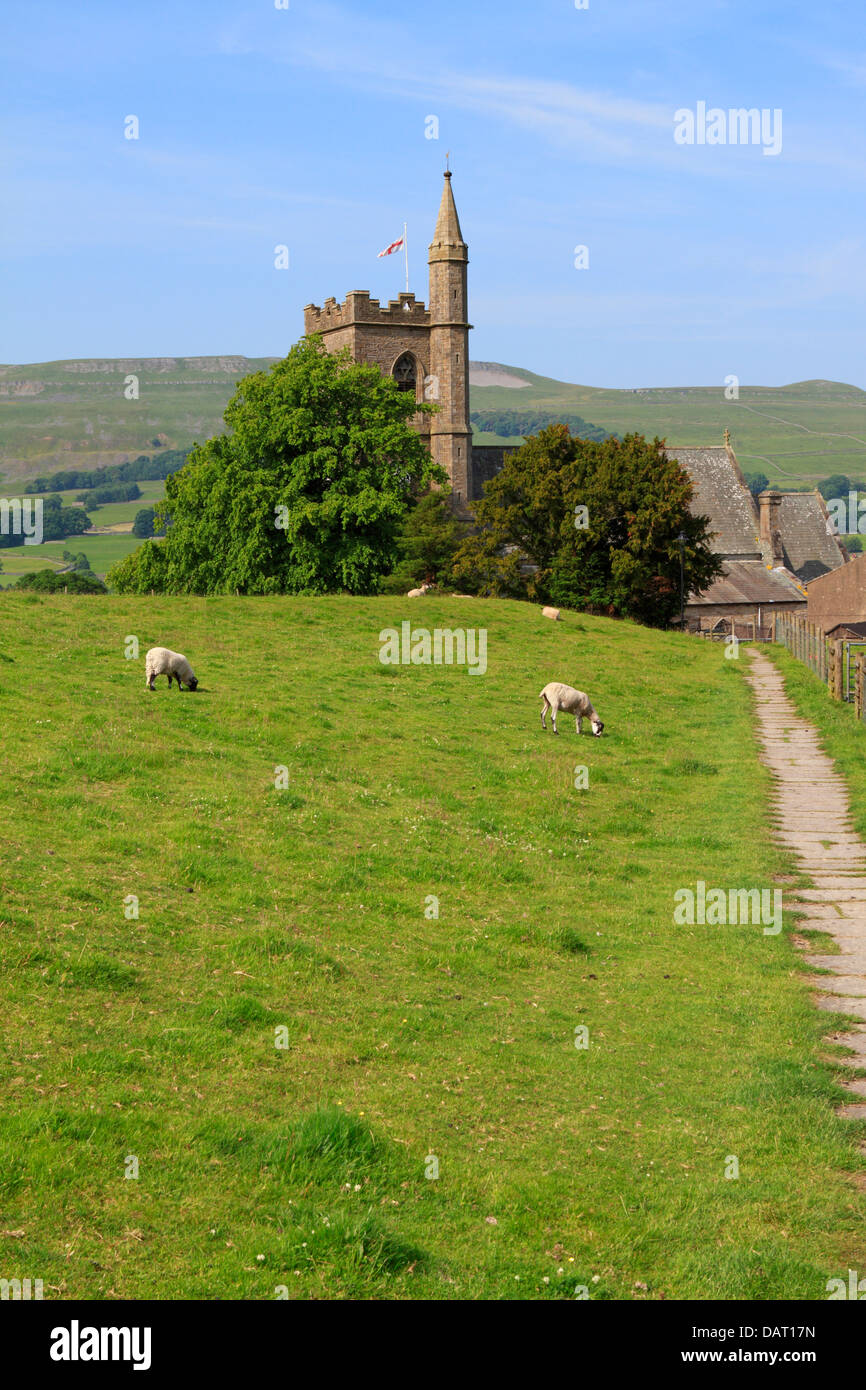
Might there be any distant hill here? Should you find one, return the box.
[0,357,278,485]
[0,356,864,487]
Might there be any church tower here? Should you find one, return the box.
[304,171,475,505]
[427,171,473,505]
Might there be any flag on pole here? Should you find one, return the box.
[377,235,404,258]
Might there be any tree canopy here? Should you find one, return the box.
[0,494,90,549]
[743,470,770,497]
[450,426,723,626]
[12,568,106,594]
[131,507,165,539]
[378,490,462,593]
[109,338,443,595]
[470,410,612,443]
[818,475,860,502]
[27,449,190,494]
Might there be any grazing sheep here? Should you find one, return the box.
[145,646,198,691]
[539,681,603,736]
[541,606,561,621]
[407,582,434,598]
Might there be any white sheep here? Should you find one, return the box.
[407,582,434,598]
[539,681,603,736]
[541,606,561,621]
[145,646,199,691]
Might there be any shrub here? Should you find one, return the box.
[11,569,106,594]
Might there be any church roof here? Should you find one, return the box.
[667,440,845,608]
[429,172,467,260]
[665,446,762,559]
[776,491,848,583]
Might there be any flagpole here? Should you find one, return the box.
[403,221,409,294]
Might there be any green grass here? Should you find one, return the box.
[0,595,863,1300]
[1,356,864,488]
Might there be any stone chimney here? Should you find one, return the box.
[758,490,784,564]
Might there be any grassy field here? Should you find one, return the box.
[0,481,164,586]
[1,356,864,489]
[0,596,863,1301]
[74,479,166,529]
[0,534,145,586]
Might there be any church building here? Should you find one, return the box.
[304,174,848,630]
[304,172,503,509]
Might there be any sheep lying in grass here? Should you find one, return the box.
[407,582,433,598]
[145,646,198,691]
[539,681,603,736]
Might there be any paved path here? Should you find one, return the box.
[747,649,866,1120]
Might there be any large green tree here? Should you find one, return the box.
[108,338,443,595]
[451,426,723,626]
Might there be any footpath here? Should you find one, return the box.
[748,649,866,1120]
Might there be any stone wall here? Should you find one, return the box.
[685,598,805,632]
[470,445,520,499]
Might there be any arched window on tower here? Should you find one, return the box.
[392,352,417,394]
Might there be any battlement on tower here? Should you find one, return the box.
[304,291,430,335]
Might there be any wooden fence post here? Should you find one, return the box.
[833,641,844,700]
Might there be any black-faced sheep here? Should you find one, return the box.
[145,646,198,691]
[539,681,603,736]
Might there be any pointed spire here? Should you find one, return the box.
[429,171,467,261]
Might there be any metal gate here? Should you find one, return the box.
[843,642,866,702]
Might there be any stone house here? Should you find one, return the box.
[665,439,848,633]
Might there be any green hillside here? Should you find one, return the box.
[0,357,277,485]
[469,367,866,486]
[0,594,863,1299]
[1,357,864,489]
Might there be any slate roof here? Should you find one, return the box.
[665,446,762,560]
[826,621,866,639]
[665,443,845,610]
[776,491,848,583]
[689,561,805,607]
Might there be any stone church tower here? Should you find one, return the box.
[303,172,474,506]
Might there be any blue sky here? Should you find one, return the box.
[2,0,864,387]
